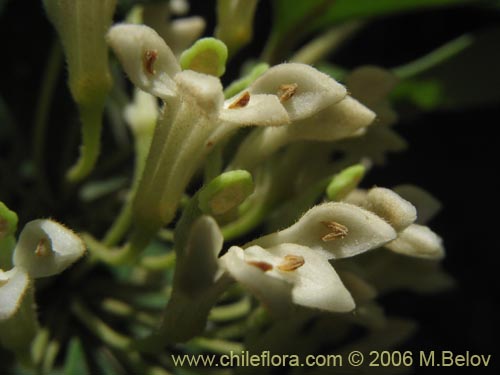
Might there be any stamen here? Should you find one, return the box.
[143,49,158,75]
[278,83,298,103]
[228,91,251,109]
[277,254,305,271]
[35,238,50,257]
[321,221,348,241]
[247,260,273,272]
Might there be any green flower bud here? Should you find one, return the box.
[198,170,254,216]
[326,164,366,201]
[180,38,228,77]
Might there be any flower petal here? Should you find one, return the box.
[365,187,417,232]
[248,202,397,259]
[393,184,442,224]
[219,246,293,315]
[219,93,290,127]
[13,220,86,278]
[346,66,398,106]
[286,96,376,142]
[267,244,355,312]
[107,24,180,99]
[249,63,347,121]
[174,70,224,116]
[0,268,29,320]
[385,224,444,260]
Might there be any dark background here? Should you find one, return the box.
[1,0,499,374]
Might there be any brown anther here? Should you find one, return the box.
[35,238,50,257]
[321,221,349,242]
[278,83,298,103]
[228,91,251,109]
[247,260,273,272]
[143,49,158,75]
[277,255,305,272]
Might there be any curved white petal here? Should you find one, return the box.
[219,246,292,315]
[13,220,86,278]
[107,24,180,99]
[219,93,290,127]
[219,244,354,313]
[249,63,347,121]
[365,187,417,232]
[286,96,376,142]
[346,66,398,105]
[393,184,442,224]
[267,244,355,312]
[174,70,224,117]
[248,202,397,259]
[0,268,29,320]
[385,224,444,259]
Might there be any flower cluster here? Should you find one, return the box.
[0,0,456,372]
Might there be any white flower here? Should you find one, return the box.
[0,267,29,320]
[364,187,417,232]
[107,24,352,228]
[393,184,442,224]
[219,243,355,313]
[385,224,444,260]
[343,187,444,260]
[247,202,397,260]
[12,219,86,278]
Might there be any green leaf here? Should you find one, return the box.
[313,0,479,29]
[393,28,500,110]
[63,338,90,375]
[264,0,484,63]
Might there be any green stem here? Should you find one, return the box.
[393,33,474,79]
[103,129,153,246]
[140,252,176,271]
[100,298,158,327]
[203,144,224,184]
[31,328,50,369]
[208,296,251,322]
[261,0,336,64]
[291,21,363,64]
[187,337,244,354]
[32,41,63,202]
[72,300,132,350]
[66,102,105,183]
[42,340,60,375]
